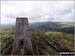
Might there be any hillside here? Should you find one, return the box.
[1,30,74,55]
[1,22,74,55]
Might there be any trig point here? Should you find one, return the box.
[13,17,34,55]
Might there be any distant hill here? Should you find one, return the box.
[1,22,74,34]
[30,22,74,34]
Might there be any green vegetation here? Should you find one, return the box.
[45,32,74,51]
[1,30,74,55]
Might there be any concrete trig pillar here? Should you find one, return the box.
[13,17,34,55]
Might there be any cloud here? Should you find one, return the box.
[52,9,75,22]
[1,1,74,24]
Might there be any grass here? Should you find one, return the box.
[0,30,74,55]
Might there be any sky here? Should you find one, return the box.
[1,1,75,24]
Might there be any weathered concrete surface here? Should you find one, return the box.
[13,17,34,55]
